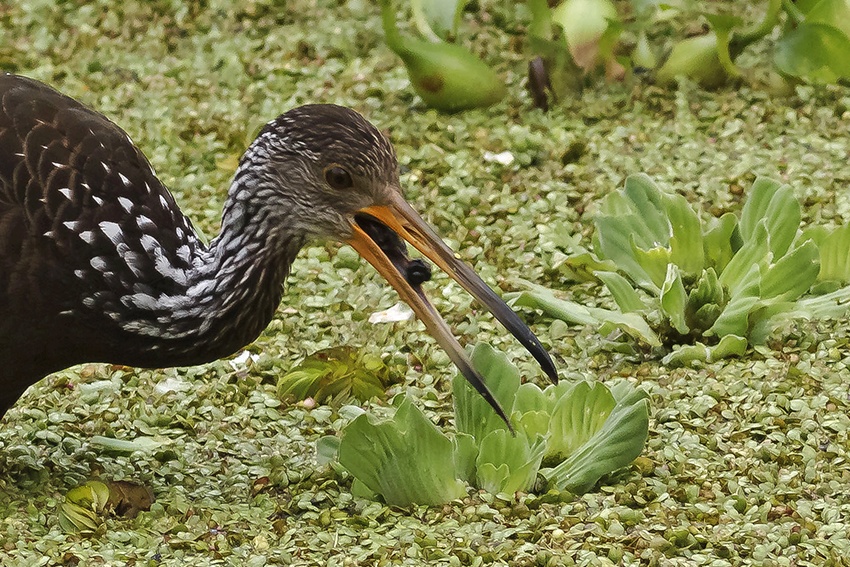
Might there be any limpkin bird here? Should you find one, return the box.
[0,74,556,424]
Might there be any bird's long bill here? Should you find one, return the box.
[346,191,558,427]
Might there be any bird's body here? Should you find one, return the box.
[0,74,555,422]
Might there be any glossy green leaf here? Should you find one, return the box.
[380,0,505,112]
[805,0,850,38]
[338,398,465,506]
[775,22,850,83]
[411,0,465,40]
[656,32,729,89]
[660,264,689,334]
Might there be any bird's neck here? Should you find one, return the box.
[116,176,307,366]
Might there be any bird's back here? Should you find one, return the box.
[0,74,199,413]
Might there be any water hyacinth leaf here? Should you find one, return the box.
[453,342,520,439]
[551,0,620,72]
[380,0,505,112]
[703,13,744,78]
[475,429,545,494]
[595,271,646,313]
[814,224,850,283]
[660,264,689,334]
[759,240,820,301]
[662,334,747,365]
[338,397,465,506]
[656,32,729,89]
[804,0,850,38]
[775,22,850,83]
[664,192,705,273]
[547,381,616,461]
[540,386,649,494]
[411,0,465,41]
[702,213,738,273]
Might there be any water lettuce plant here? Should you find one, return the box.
[276,346,399,404]
[319,343,649,506]
[59,480,154,535]
[512,175,850,364]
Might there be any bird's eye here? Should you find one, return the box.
[324,165,353,190]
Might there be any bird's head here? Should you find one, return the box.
[241,104,557,424]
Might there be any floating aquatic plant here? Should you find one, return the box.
[512,174,850,365]
[379,0,505,112]
[320,343,649,506]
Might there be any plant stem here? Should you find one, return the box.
[410,0,442,43]
[781,0,805,26]
[735,0,783,46]
[379,0,405,53]
[527,0,552,40]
